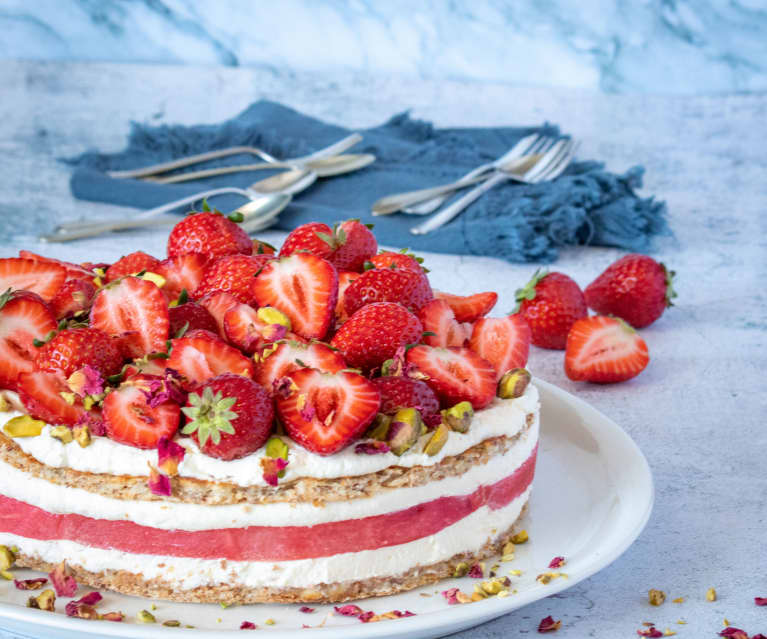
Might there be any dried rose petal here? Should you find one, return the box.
[548,556,566,569]
[298,398,315,422]
[65,593,102,619]
[240,620,257,629]
[334,604,364,617]
[74,412,106,437]
[147,464,172,496]
[358,611,375,623]
[442,587,460,605]
[468,563,484,579]
[260,457,289,487]
[141,371,186,408]
[298,606,315,613]
[538,615,562,633]
[636,628,663,638]
[68,366,104,397]
[14,578,47,591]
[354,441,391,455]
[272,377,296,399]
[755,597,767,606]
[719,629,749,639]
[100,611,124,622]
[157,437,185,476]
[48,562,77,597]
[392,610,416,617]
[262,324,288,342]
[752,635,767,639]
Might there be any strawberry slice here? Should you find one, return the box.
[103,380,180,449]
[254,341,346,391]
[17,370,86,425]
[166,329,254,387]
[418,299,472,348]
[405,345,496,409]
[48,279,96,320]
[18,251,95,284]
[252,253,338,340]
[335,270,360,321]
[434,290,498,322]
[155,253,209,302]
[90,276,169,356]
[468,314,531,379]
[564,316,649,383]
[223,303,280,354]
[198,291,240,339]
[105,251,161,283]
[0,291,57,390]
[0,258,66,302]
[275,369,380,455]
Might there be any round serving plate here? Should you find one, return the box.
[0,378,653,639]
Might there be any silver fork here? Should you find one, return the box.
[410,138,577,235]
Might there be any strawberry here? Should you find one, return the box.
[18,251,95,284]
[0,258,66,302]
[105,251,161,283]
[252,239,276,255]
[154,253,209,301]
[515,270,587,350]
[180,373,274,460]
[468,315,531,380]
[48,279,96,320]
[584,254,676,328]
[330,302,423,372]
[17,370,86,425]
[166,329,254,387]
[279,222,336,260]
[252,253,338,340]
[367,251,426,275]
[123,355,169,379]
[564,316,649,383]
[167,211,252,259]
[0,290,57,390]
[113,331,147,361]
[329,220,377,272]
[168,302,218,338]
[335,270,360,321]
[343,268,432,316]
[103,378,181,448]
[405,345,496,410]
[254,340,346,391]
[372,376,440,422]
[223,303,287,354]
[33,327,122,378]
[417,299,472,348]
[90,276,169,356]
[275,369,380,455]
[198,291,240,339]
[194,253,272,304]
[433,290,498,322]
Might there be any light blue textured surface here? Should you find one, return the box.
[1,0,766,94]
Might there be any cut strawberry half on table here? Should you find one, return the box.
[103,379,181,449]
[434,290,498,323]
[194,253,273,304]
[223,303,286,354]
[565,316,650,383]
[0,257,66,303]
[254,340,346,391]
[252,253,338,340]
[105,251,161,283]
[405,345,496,410]
[468,314,531,379]
[343,267,432,316]
[198,291,240,339]
[90,276,169,356]
[418,299,472,348]
[155,253,209,302]
[275,369,380,455]
[166,329,254,387]
[48,278,96,320]
[17,370,86,426]
[0,290,57,390]
[33,327,122,379]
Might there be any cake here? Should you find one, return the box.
[0,214,538,605]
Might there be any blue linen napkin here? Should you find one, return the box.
[65,100,668,262]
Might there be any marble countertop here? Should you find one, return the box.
[0,61,765,638]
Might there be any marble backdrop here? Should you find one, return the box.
[1,0,765,94]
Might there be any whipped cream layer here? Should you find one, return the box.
[3,385,539,488]
[0,487,531,591]
[0,417,538,530]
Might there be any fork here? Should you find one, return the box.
[410,138,577,235]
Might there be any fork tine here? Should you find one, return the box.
[536,141,578,183]
[523,139,571,183]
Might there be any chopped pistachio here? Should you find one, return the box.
[73,424,91,448]
[502,541,515,556]
[256,306,291,330]
[50,426,74,444]
[265,618,275,625]
[497,368,531,399]
[0,545,15,570]
[455,591,472,604]
[0,570,13,580]
[387,408,423,455]
[264,436,289,460]
[422,423,449,456]
[3,415,44,438]
[366,413,392,441]
[453,562,469,578]
[162,620,181,627]
[706,587,717,602]
[510,530,529,544]
[0,395,9,412]
[28,589,55,612]
[140,272,166,288]
[649,589,666,606]
[136,610,156,623]
[441,401,473,433]
[470,592,485,602]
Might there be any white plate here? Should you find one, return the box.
[0,378,653,639]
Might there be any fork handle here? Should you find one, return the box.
[371,173,492,216]
[410,172,509,235]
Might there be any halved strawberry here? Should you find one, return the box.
[223,303,283,354]
[105,251,161,283]
[113,331,146,360]
[194,254,272,304]
[0,291,57,390]
[405,345,496,409]
[343,267,432,316]
[434,290,498,322]
[254,341,346,391]
[90,276,169,356]
[17,370,86,425]
[19,251,95,284]
[252,253,338,340]
[0,258,66,302]
[468,314,531,380]
[418,299,472,348]
[564,316,649,383]
[335,270,360,321]
[166,329,254,387]
[48,279,96,320]
[103,380,180,449]
[168,302,218,337]
[198,291,240,339]
[155,253,209,301]
[275,369,380,455]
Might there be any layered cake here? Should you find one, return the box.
[0,214,537,604]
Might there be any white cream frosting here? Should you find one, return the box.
[1,385,539,488]
[0,488,531,590]
[0,416,538,531]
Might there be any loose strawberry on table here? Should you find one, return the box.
[0,258,66,303]
[33,327,122,379]
[166,329,254,388]
[167,211,252,259]
[468,314,531,380]
[434,290,498,323]
[105,251,161,283]
[194,253,272,304]
[418,299,472,348]
[181,373,274,461]
[253,340,346,391]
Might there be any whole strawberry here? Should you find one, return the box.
[168,302,219,337]
[167,211,252,259]
[279,222,336,260]
[34,327,123,378]
[584,254,676,328]
[515,270,587,350]
[330,302,423,372]
[194,253,272,304]
[372,376,440,423]
[344,267,432,316]
[329,220,377,272]
[367,250,426,275]
[181,373,274,460]
[105,251,161,282]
